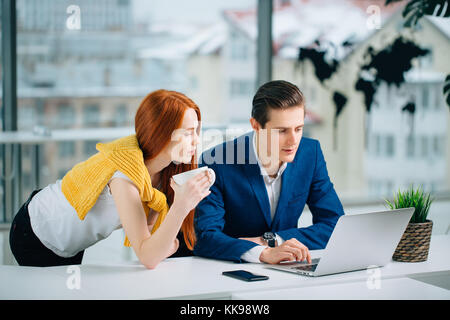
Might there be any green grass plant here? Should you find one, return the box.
[384,185,434,223]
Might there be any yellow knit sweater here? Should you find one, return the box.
[61,134,169,247]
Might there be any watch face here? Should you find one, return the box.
[263,232,275,240]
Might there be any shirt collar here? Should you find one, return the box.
[252,131,287,180]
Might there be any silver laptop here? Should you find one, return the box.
[267,208,414,277]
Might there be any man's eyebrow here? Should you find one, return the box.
[273,124,304,129]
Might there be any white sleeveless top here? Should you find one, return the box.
[28,171,133,258]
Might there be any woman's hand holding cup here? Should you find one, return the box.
[170,167,215,216]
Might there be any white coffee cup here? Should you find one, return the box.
[172,166,216,187]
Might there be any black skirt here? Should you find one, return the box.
[9,189,84,267]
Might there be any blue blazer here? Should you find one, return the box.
[194,131,345,262]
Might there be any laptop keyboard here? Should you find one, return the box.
[294,264,318,272]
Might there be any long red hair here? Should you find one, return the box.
[135,89,200,250]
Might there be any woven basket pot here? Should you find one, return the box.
[392,220,433,262]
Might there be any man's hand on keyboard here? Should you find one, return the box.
[259,238,312,264]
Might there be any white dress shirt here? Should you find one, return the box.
[240,133,287,263]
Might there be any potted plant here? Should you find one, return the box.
[384,185,434,262]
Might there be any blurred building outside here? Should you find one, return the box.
[2,0,449,207]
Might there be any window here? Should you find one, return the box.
[435,85,443,110]
[406,135,415,158]
[231,31,249,61]
[58,141,76,158]
[18,105,35,129]
[58,168,70,180]
[420,135,428,158]
[271,2,449,201]
[386,181,394,195]
[421,85,429,110]
[385,135,395,157]
[0,3,3,221]
[386,85,393,109]
[8,0,257,217]
[84,141,98,156]
[2,0,447,225]
[83,104,100,127]
[433,135,444,157]
[58,104,76,128]
[374,134,381,157]
[189,76,198,91]
[230,79,253,97]
[368,179,382,197]
[309,86,316,104]
[113,104,128,126]
[419,48,433,68]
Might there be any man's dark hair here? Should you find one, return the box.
[251,80,305,128]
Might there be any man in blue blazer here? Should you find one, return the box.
[194,80,345,264]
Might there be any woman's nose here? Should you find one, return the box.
[192,131,200,146]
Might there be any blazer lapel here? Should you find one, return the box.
[272,138,308,229]
[241,131,272,228]
[271,162,295,228]
[243,164,272,228]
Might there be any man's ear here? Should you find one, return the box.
[250,118,262,131]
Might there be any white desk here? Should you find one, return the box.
[1,235,449,300]
[231,274,450,300]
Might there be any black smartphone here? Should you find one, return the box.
[222,270,269,282]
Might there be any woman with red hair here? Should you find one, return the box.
[9,89,212,269]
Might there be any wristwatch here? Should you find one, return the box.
[262,232,276,248]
